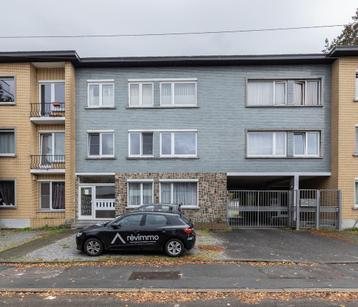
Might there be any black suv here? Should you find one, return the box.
[76,211,195,257]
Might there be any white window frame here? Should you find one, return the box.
[246,131,287,158]
[0,129,15,157]
[159,179,199,209]
[126,179,154,208]
[0,76,16,105]
[355,179,358,209]
[273,80,288,105]
[38,80,65,103]
[0,179,16,207]
[247,79,321,106]
[87,130,115,158]
[355,71,358,100]
[159,130,198,158]
[128,131,154,157]
[87,80,115,108]
[293,131,320,158]
[159,81,197,107]
[39,131,65,161]
[39,180,65,211]
[128,82,154,107]
[293,80,321,106]
[247,80,288,106]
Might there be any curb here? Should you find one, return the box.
[0,258,357,265]
[1,288,358,293]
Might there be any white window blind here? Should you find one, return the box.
[160,181,198,208]
[160,82,197,106]
[0,130,15,155]
[129,83,153,106]
[247,131,286,157]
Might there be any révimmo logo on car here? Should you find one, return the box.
[127,234,159,242]
[110,233,159,244]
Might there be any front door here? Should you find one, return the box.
[79,186,94,219]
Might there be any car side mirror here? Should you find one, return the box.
[112,224,121,229]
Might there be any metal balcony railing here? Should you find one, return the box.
[30,102,65,117]
[30,155,65,169]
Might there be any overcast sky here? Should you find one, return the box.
[0,0,356,57]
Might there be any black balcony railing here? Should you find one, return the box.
[30,102,65,117]
[30,155,65,169]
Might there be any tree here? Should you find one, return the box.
[324,8,358,53]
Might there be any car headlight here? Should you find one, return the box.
[76,232,83,237]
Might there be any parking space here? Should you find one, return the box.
[215,229,358,262]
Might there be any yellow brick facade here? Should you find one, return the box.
[326,57,358,228]
[0,62,75,228]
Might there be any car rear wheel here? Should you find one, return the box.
[164,239,184,257]
[84,238,103,256]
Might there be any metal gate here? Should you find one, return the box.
[296,189,341,230]
[227,190,292,228]
[228,189,341,229]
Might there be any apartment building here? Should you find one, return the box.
[325,47,358,228]
[0,51,76,228]
[1,48,357,229]
[74,55,333,226]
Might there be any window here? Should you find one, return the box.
[247,132,287,157]
[160,81,197,106]
[247,80,287,106]
[0,180,15,207]
[40,132,65,162]
[356,127,358,154]
[128,132,153,157]
[356,73,358,99]
[160,131,197,157]
[293,80,320,106]
[0,129,15,156]
[355,181,358,208]
[39,82,64,103]
[160,181,198,208]
[118,214,144,226]
[145,214,168,227]
[293,132,320,157]
[129,83,153,107]
[247,79,320,106]
[87,82,114,107]
[127,181,153,207]
[40,182,65,210]
[0,77,15,103]
[88,132,114,158]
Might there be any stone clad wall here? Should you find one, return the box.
[115,173,227,223]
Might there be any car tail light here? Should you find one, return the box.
[184,227,193,235]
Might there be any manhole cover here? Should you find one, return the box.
[129,271,181,280]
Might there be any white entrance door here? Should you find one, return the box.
[79,186,94,219]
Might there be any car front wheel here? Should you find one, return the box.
[84,238,103,256]
[164,239,184,257]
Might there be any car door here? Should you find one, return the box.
[140,213,170,249]
[106,213,145,250]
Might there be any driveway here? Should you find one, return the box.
[215,229,358,263]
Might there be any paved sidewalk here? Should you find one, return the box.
[0,230,43,252]
[17,230,225,262]
[0,262,357,290]
[0,230,74,261]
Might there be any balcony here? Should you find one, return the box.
[30,155,65,174]
[30,103,65,124]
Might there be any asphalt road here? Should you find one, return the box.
[1,295,357,307]
[0,262,357,290]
